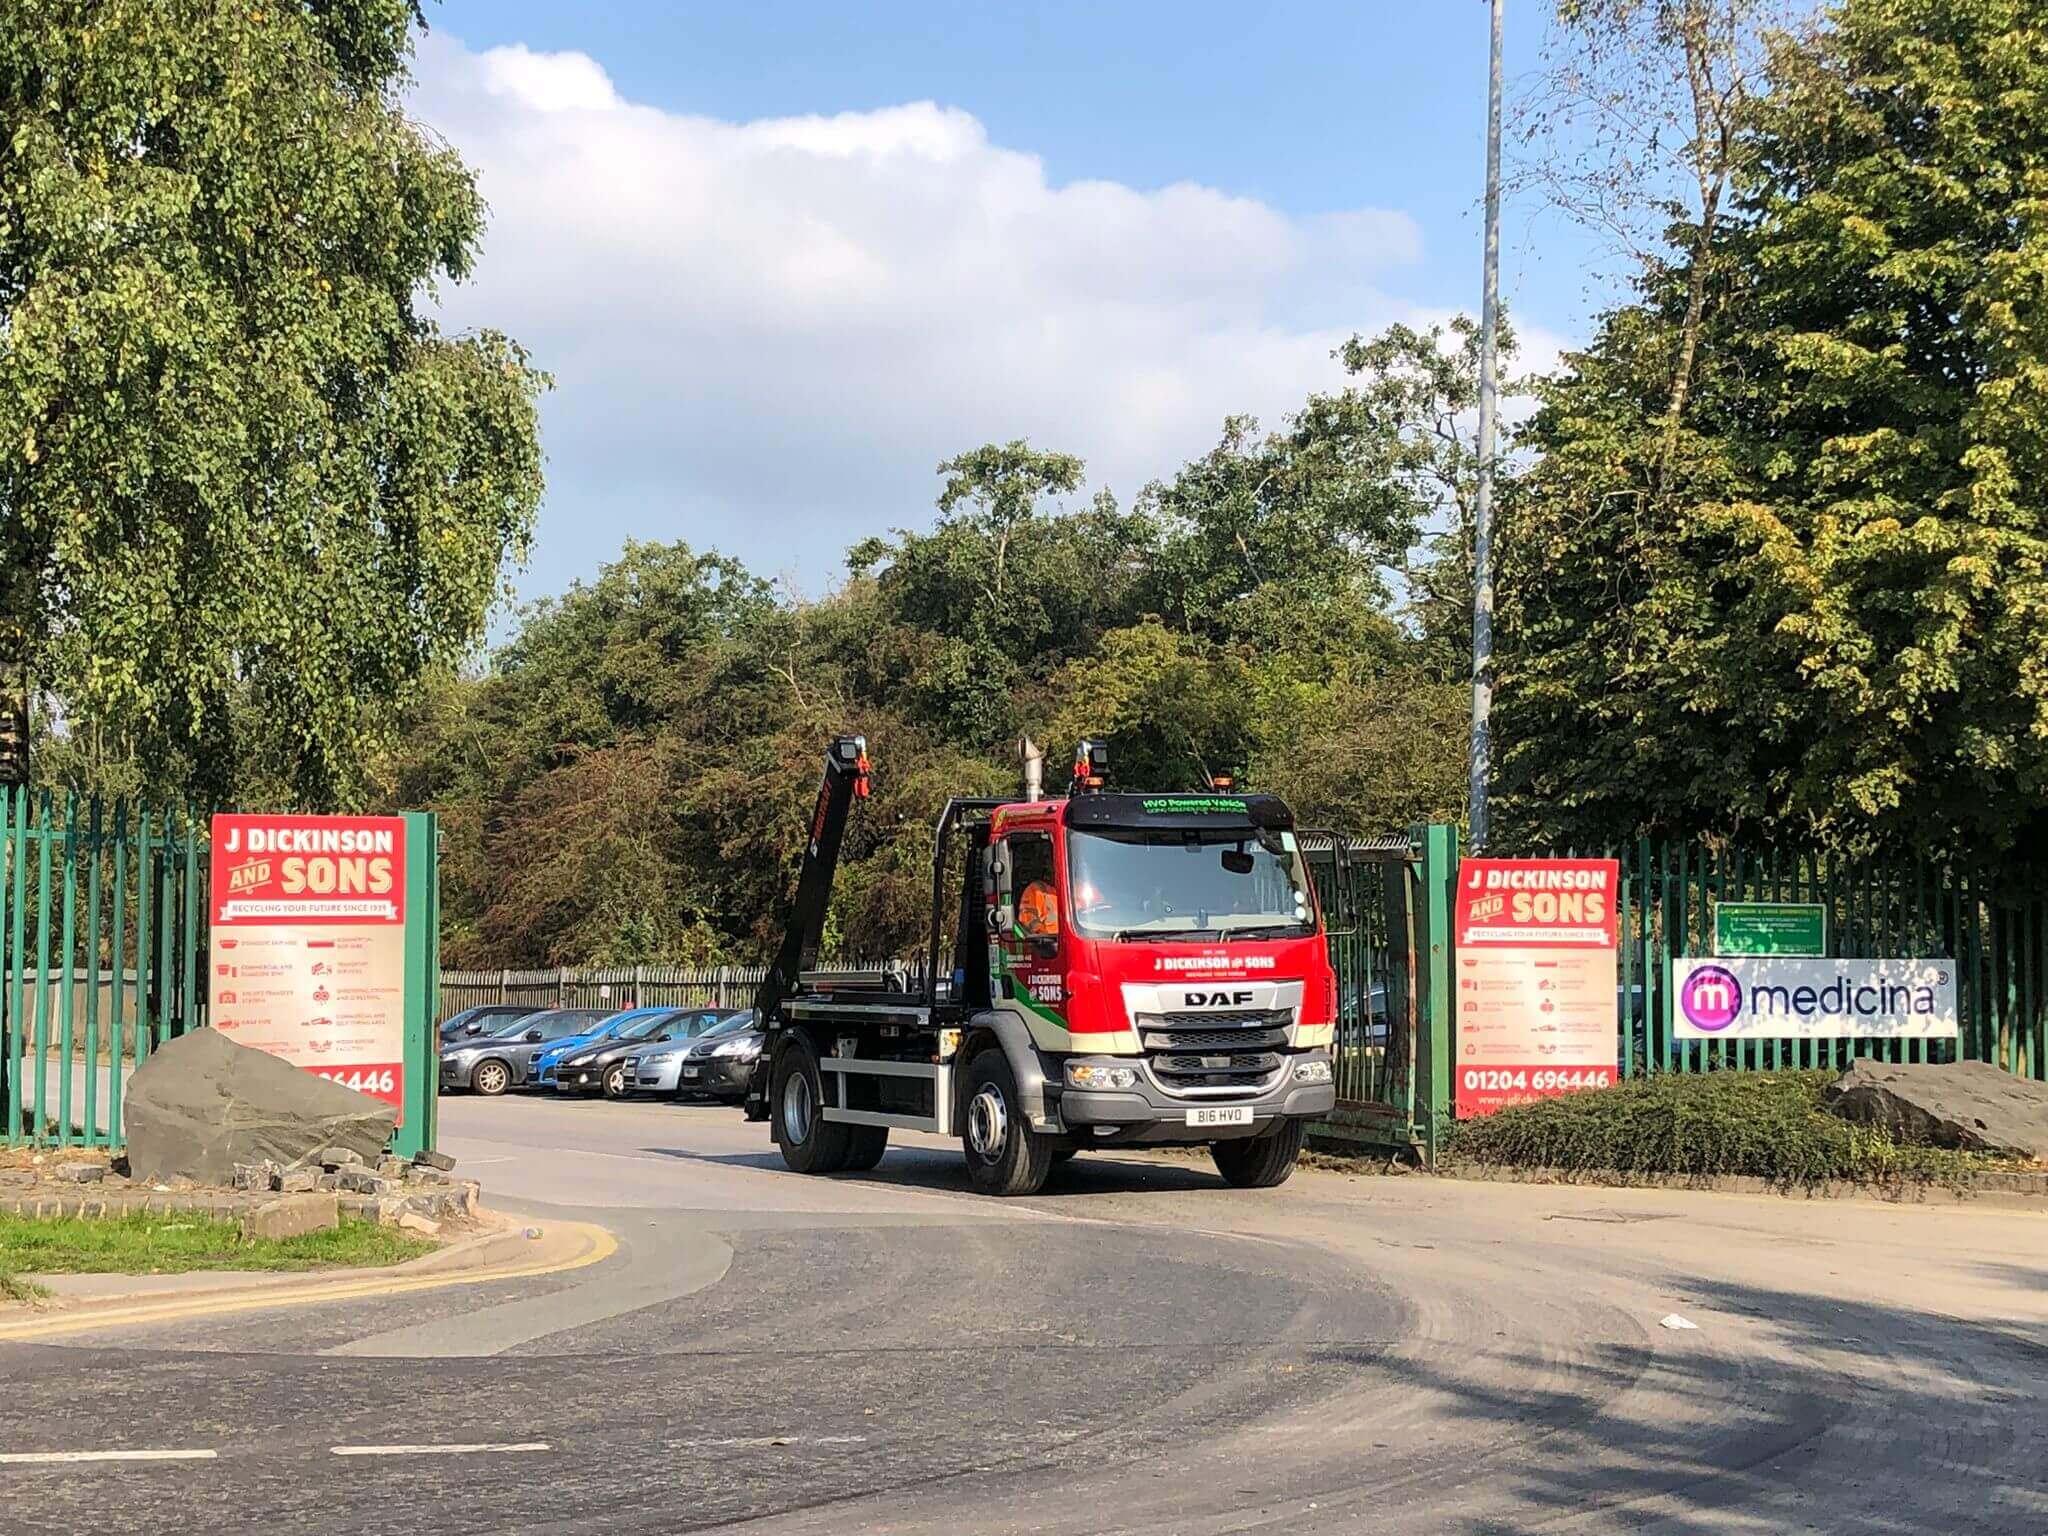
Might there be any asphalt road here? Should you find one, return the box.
[2,1092,2045,1535]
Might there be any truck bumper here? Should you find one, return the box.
[1056,1058,1335,1144]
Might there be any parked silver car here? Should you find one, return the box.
[439,1008,614,1096]
[552,1007,741,1099]
[632,1011,760,1101]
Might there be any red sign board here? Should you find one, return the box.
[1454,858,1620,1117]
[210,815,408,1120]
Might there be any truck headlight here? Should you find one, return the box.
[1066,1063,1138,1090]
[1293,1058,1333,1084]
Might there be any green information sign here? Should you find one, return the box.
[1714,901,1827,956]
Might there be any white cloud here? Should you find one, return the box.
[409,35,1502,600]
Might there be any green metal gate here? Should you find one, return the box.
[0,788,208,1148]
[1303,824,1459,1161]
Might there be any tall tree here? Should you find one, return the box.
[1501,0,2048,861]
[0,0,545,806]
[1518,1,1797,468]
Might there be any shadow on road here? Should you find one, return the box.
[634,1143,1229,1197]
[1318,1274,2048,1536]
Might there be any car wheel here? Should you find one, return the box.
[1210,1119,1306,1188]
[961,1050,1052,1197]
[602,1063,630,1099]
[471,1059,512,1098]
[771,1034,852,1174]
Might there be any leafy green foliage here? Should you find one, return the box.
[1443,1070,2023,1183]
[0,0,545,806]
[1500,0,2048,864]
[386,318,1490,964]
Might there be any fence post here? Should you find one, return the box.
[3,786,19,1143]
[1415,822,1459,1166]
[393,810,439,1159]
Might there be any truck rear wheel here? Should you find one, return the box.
[962,1051,1052,1196]
[842,1125,889,1171]
[772,1036,852,1174]
[1210,1119,1306,1189]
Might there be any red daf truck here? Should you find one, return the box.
[743,736,1338,1196]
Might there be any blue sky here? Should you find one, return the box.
[413,2,1613,606]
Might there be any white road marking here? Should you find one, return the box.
[666,1435,867,1449]
[330,1443,551,1457]
[0,1449,217,1465]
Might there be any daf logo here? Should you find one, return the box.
[1183,989,1254,1008]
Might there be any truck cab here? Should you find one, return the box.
[983,791,1337,1146]
[746,737,1337,1196]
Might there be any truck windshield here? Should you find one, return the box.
[1067,828,1314,940]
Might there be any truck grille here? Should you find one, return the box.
[1138,1009,1293,1095]
[1140,1009,1292,1052]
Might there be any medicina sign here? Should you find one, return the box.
[209,814,410,1119]
[1454,858,1620,1117]
[1672,957,1958,1040]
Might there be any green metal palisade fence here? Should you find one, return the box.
[0,786,209,1148]
[1309,827,2046,1165]
[1,790,443,1152]
[1608,840,2047,1084]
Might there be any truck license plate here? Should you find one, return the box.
[1186,1106,1253,1127]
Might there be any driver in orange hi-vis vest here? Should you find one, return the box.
[1018,879,1060,938]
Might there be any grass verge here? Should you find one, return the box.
[0,1212,434,1280]
[1442,1070,2027,1185]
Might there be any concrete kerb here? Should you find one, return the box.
[0,1209,619,1342]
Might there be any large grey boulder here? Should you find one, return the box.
[124,1028,397,1185]
[1824,1060,2048,1158]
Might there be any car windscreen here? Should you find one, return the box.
[680,1010,741,1037]
[612,1012,679,1043]
[499,1010,608,1040]
[1066,827,1313,941]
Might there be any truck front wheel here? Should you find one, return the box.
[1210,1119,1307,1189]
[962,1051,1053,1197]
[772,1036,853,1174]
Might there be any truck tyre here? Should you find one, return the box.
[772,1036,852,1174]
[843,1125,890,1171]
[962,1051,1053,1196]
[1211,1119,1306,1188]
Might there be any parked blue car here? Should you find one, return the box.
[533,1006,682,1088]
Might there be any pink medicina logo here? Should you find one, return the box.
[1681,965,1743,1032]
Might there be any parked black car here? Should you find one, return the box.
[439,1008,614,1096]
[438,1004,541,1045]
[550,1007,738,1098]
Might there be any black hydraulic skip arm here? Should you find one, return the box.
[743,735,868,1119]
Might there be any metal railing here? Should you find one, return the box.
[437,965,769,1022]
[1,788,209,1148]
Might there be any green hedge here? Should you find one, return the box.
[1443,1070,2018,1185]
